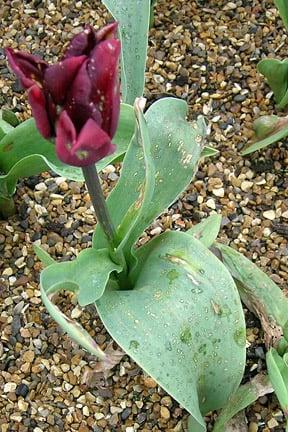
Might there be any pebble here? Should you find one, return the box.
[143,376,157,388]
[15,383,29,397]
[71,306,83,319]
[248,422,258,432]
[267,418,279,428]
[150,226,162,235]
[263,210,276,220]
[18,399,28,411]
[241,181,253,192]
[35,182,47,191]
[4,382,17,393]
[206,198,216,209]
[160,406,171,420]
[34,204,48,216]
[212,187,225,197]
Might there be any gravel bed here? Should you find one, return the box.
[0,0,287,431]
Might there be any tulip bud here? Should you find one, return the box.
[6,23,121,167]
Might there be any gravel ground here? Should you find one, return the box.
[0,0,287,431]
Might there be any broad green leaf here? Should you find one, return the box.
[275,0,288,31]
[41,277,106,358]
[267,348,288,416]
[102,0,150,105]
[96,231,246,432]
[0,154,50,196]
[94,98,206,261]
[0,103,135,188]
[241,115,288,155]
[41,248,122,307]
[40,248,123,358]
[187,214,222,248]
[257,59,288,109]
[278,338,288,356]
[212,374,273,432]
[33,244,56,267]
[0,110,14,140]
[215,243,288,333]
[2,109,19,127]
[200,145,219,158]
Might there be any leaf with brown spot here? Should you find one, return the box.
[215,243,288,347]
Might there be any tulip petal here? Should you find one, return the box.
[28,84,53,138]
[96,22,118,42]
[56,111,115,167]
[63,26,97,59]
[73,118,116,164]
[6,48,47,89]
[65,61,102,131]
[88,39,121,137]
[44,55,86,104]
[56,111,79,166]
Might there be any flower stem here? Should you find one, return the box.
[82,164,117,248]
[82,164,131,290]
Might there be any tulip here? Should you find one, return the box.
[6,23,121,167]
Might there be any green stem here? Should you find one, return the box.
[82,165,130,290]
[82,164,117,248]
[0,195,16,219]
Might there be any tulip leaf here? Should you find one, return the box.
[200,145,219,158]
[94,97,206,264]
[187,214,222,248]
[267,348,288,416]
[212,374,273,432]
[215,243,288,339]
[96,231,246,432]
[33,244,56,268]
[39,247,123,359]
[102,0,150,104]
[40,248,122,307]
[115,98,156,261]
[274,0,288,31]
[0,110,14,140]
[241,117,288,155]
[2,109,19,127]
[257,59,288,109]
[0,154,50,197]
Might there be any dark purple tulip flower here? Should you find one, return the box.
[6,23,121,167]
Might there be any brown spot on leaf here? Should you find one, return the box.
[2,142,13,152]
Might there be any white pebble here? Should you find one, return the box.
[212,188,225,197]
[71,307,82,319]
[241,181,253,192]
[263,210,276,221]
[35,182,47,191]
[150,227,162,235]
[206,198,216,209]
[4,382,17,393]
